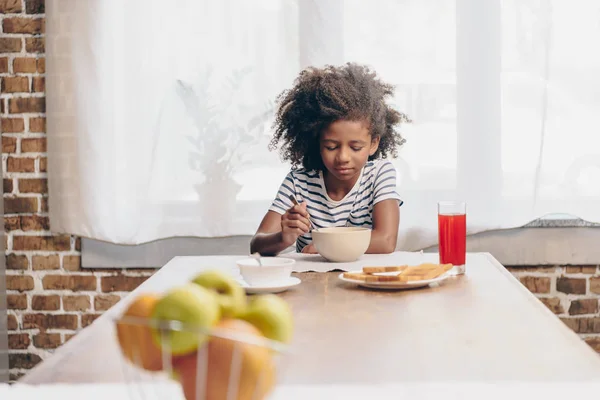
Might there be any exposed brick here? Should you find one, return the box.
[1,76,29,93]
[7,314,18,330]
[7,157,35,172]
[20,215,49,231]
[6,254,28,270]
[4,178,13,193]
[33,333,61,349]
[64,333,77,343]
[39,156,47,172]
[43,275,96,291]
[585,337,600,353]
[7,294,27,310]
[569,299,598,315]
[9,353,42,369]
[9,97,45,113]
[565,266,598,274]
[591,277,600,295]
[95,294,120,311]
[2,17,43,34]
[1,117,25,132]
[0,0,22,13]
[32,295,60,311]
[63,255,81,271]
[0,37,22,53]
[18,178,47,193]
[12,57,37,73]
[25,37,44,53]
[519,276,550,294]
[32,254,59,270]
[2,178,13,194]
[40,197,48,212]
[9,373,24,382]
[26,0,45,14]
[5,215,20,231]
[506,266,557,273]
[21,137,46,152]
[3,136,17,153]
[0,57,8,73]
[6,274,34,292]
[557,277,586,295]
[32,76,44,92]
[562,317,600,334]
[560,317,579,332]
[4,197,37,213]
[13,235,70,251]
[36,58,45,73]
[101,275,149,292]
[22,313,78,330]
[63,295,90,312]
[29,117,45,132]
[75,237,81,251]
[8,333,30,350]
[82,314,101,328]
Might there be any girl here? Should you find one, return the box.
[250,63,410,256]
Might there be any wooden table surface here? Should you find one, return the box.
[18,252,600,385]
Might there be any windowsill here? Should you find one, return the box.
[81,222,600,269]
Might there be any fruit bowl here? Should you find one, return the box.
[115,315,289,400]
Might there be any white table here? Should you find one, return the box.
[15,252,600,397]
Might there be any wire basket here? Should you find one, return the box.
[114,315,290,400]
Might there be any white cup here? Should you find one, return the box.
[236,257,295,287]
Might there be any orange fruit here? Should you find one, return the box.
[173,319,276,400]
[116,293,164,371]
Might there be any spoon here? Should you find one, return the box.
[251,252,263,267]
[288,194,315,231]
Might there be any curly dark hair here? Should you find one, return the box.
[269,62,410,171]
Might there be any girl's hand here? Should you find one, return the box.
[301,243,318,254]
[281,202,311,247]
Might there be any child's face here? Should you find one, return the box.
[319,119,380,182]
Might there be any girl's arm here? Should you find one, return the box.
[366,199,400,254]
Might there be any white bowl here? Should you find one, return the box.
[311,227,372,262]
[236,257,295,286]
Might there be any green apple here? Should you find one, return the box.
[151,283,220,356]
[191,270,247,318]
[238,294,294,343]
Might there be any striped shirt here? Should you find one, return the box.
[269,159,403,252]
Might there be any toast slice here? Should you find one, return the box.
[362,265,407,274]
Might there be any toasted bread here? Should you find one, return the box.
[362,265,407,274]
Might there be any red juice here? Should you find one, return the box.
[438,213,466,266]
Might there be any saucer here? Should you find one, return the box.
[238,277,301,294]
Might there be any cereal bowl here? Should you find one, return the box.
[311,227,371,262]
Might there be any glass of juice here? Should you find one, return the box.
[438,201,467,275]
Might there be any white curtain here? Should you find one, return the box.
[46,0,600,250]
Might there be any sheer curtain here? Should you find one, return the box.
[45,0,600,250]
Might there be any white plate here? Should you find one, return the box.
[338,271,450,290]
[238,277,301,294]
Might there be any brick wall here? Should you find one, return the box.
[507,266,600,352]
[0,0,155,382]
[1,0,599,385]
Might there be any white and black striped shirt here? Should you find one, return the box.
[268,159,403,252]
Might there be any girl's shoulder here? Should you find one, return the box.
[364,159,395,179]
[288,167,321,181]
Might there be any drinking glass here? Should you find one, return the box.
[438,201,467,275]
